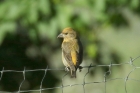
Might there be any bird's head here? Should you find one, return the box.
[57,27,77,40]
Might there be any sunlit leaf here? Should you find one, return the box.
[0,22,16,45]
[86,44,98,58]
[27,1,38,24]
[38,0,50,15]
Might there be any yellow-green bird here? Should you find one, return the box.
[57,27,83,78]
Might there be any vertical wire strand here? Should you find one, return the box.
[61,72,68,93]
[40,66,48,93]
[0,67,4,81]
[104,62,112,93]
[83,63,93,93]
[18,67,26,93]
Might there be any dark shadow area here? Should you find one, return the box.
[0,33,59,93]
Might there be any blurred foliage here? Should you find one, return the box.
[0,0,140,93]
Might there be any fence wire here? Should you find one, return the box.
[0,56,140,93]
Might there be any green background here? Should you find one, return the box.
[0,0,140,93]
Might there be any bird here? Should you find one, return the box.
[57,27,83,78]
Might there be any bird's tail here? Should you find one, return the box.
[71,70,76,78]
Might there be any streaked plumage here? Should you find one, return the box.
[57,27,83,78]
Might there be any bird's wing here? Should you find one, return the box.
[71,40,79,67]
[62,42,76,71]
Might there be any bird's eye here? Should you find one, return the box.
[64,33,68,35]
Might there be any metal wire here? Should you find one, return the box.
[0,56,140,93]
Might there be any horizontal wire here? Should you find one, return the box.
[0,56,140,93]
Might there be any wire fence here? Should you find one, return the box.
[0,56,140,93]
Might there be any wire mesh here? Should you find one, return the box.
[0,56,140,93]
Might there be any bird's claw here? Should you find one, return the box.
[65,67,70,72]
[78,66,83,72]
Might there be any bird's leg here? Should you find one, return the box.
[65,67,70,72]
[78,66,83,72]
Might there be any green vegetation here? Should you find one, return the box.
[0,0,140,93]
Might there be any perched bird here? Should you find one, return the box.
[57,27,83,78]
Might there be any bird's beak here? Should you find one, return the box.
[57,33,63,38]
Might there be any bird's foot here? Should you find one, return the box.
[78,66,83,72]
[65,67,70,72]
